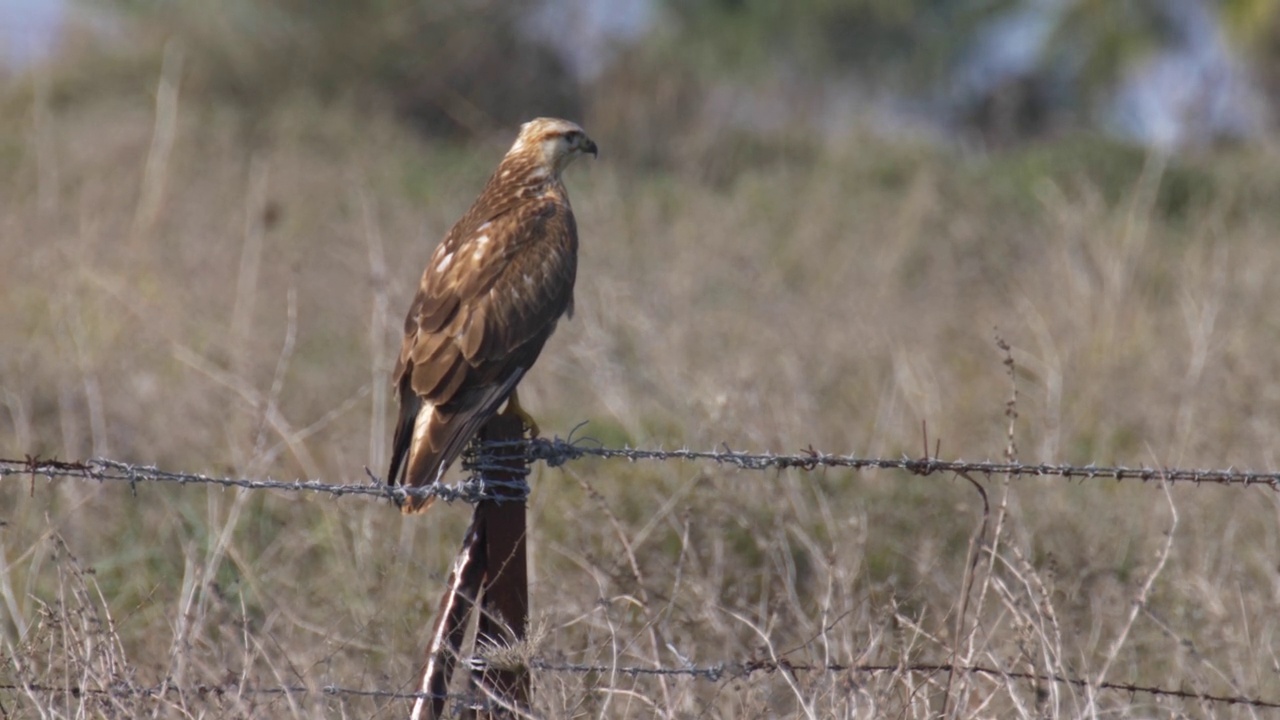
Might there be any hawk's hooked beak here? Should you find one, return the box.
[581,137,599,158]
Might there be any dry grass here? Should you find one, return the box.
[4,48,1280,719]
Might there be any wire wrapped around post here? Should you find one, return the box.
[410,409,530,720]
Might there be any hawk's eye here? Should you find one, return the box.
[564,130,582,144]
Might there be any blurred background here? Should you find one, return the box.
[6,0,1280,151]
[4,1,1280,717]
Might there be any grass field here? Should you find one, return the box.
[4,47,1280,718]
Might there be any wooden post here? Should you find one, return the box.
[469,411,529,717]
[410,408,530,720]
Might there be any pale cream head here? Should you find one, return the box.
[508,117,598,176]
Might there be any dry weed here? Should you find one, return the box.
[3,48,1280,718]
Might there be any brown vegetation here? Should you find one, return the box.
[4,26,1280,718]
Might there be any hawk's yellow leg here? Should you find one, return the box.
[503,389,541,438]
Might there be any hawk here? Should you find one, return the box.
[387,118,598,514]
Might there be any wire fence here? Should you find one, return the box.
[3,437,1279,506]
[6,441,1280,714]
[5,659,1279,710]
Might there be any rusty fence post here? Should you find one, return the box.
[409,408,530,720]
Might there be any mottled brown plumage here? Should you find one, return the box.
[388,118,597,513]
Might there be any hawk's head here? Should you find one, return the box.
[510,118,598,177]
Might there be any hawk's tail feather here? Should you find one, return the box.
[399,372,527,515]
[399,450,444,514]
[399,492,438,515]
[387,386,421,509]
[400,402,449,515]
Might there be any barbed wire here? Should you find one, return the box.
[0,680,450,702]
[0,456,527,505]
[532,659,1280,709]
[515,438,1280,488]
[6,438,1280,503]
[3,438,1279,505]
[7,659,1278,710]
[9,444,1278,714]
[7,446,1277,715]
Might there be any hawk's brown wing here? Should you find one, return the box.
[387,197,578,513]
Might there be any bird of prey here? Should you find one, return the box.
[387,118,597,514]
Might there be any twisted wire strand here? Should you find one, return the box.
[7,659,1279,710]
[530,659,1280,708]
[3,438,1278,506]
